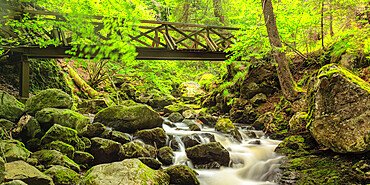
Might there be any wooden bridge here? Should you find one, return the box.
[0,5,240,99]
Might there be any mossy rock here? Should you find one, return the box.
[168,112,184,123]
[5,160,54,185]
[79,122,106,138]
[215,118,242,142]
[77,99,108,114]
[0,157,4,183]
[31,149,80,172]
[41,124,85,151]
[134,128,167,148]
[157,146,174,166]
[274,134,316,157]
[149,94,176,110]
[44,165,80,185]
[0,140,31,162]
[90,137,122,165]
[0,119,15,133]
[79,159,170,185]
[36,108,89,133]
[20,117,43,140]
[185,142,230,167]
[43,141,75,159]
[120,141,152,159]
[138,157,162,170]
[25,89,72,115]
[73,151,94,165]
[0,91,24,123]
[307,64,370,153]
[94,104,163,133]
[3,180,28,185]
[164,165,200,185]
[178,81,205,98]
[110,131,131,144]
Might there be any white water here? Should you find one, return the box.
[163,119,283,185]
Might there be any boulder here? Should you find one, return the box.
[134,128,167,148]
[25,89,72,115]
[5,160,54,185]
[110,131,131,144]
[73,151,94,165]
[79,159,170,185]
[44,165,80,185]
[79,122,106,138]
[215,118,242,142]
[182,109,197,119]
[94,104,163,133]
[149,94,176,110]
[31,150,80,172]
[42,141,75,159]
[250,93,267,104]
[0,157,4,183]
[178,81,205,100]
[0,91,24,123]
[197,112,217,126]
[181,133,216,149]
[3,180,28,185]
[0,140,31,162]
[307,64,370,153]
[90,137,122,165]
[19,117,43,141]
[41,124,85,151]
[138,157,162,170]
[157,146,174,166]
[190,124,201,131]
[77,99,109,114]
[120,141,152,159]
[164,165,200,185]
[168,112,184,123]
[186,142,230,167]
[0,119,15,133]
[35,108,89,133]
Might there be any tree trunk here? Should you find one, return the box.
[261,0,301,100]
[367,2,370,25]
[213,0,225,25]
[329,0,334,36]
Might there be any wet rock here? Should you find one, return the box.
[197,112,217,126]
[248,140,261,145]
[79,122,106,138]
[94,104,163,133]
[138,157,162,170]
[134,128,167,148]
[215,118,242,142]
[164,120,176,128]
[110,131,131,144]
[157,146,174,166]
[35,108,89,133]
[182,109,197,119]
[25,89,72,115]
[164,165,200,185]
[253,112,273,130]
[41,124,85,151]
[73,151,94,165]
[31,149,80,172]
[120,141,152,159]
[43,141,75,159]
[194,161,221,169]
[44,165,80,185]
[185,142,230,167]
[79,159,170,185]
[168,112,184,122]
[90,137,122,165]
[308,64,370,153]
[77,99,109,114]
[181,133,215,149]
[0,91,24,123]
[230,103,258,124]
[190,124,201,131]
[0,140,31,162]
[5,160,53,185]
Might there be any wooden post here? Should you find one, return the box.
[19,55,30,101]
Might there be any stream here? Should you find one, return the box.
[162,118,284,185]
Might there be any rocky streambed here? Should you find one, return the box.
[0,88,284,185]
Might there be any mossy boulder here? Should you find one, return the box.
[73,151,94,165]
[0,140,31,162]
[44,165,80,185]
[164,103,200,114]
[94,104,163,133]
[43,141,75,159]
[120,141,152,159]
[253,112,273,130]
[5,160,54,185]
[274,135,316,157]
[168,112,184,123]
[90,137,122,165]
[41,124,85,151]
[25,89,72,115]
[0,157,4,183]
[181,133,215,149]
[138,157,162,170]
[157,146,174,166]
[3,180,28,185]
[79,122,106,138]
[197,111,217,126]
[164,165,200,185]
[110,131,131,144]
[134,128,167,148]
[77,99,108,114]
[288,112,308,132]
[0,119,15,133]
[0,91,24,123]
[215,118,242,142]
[178,81,205,99]
[36,108,89,133]
[31,150,80,172]
[149,94,176,110]
[19,117,43,141]
[185,142,230,167]
[79,159,170,185]
[307,64,370,153]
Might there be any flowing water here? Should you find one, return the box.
[163,118,284,185]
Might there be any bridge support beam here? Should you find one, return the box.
[19,54,30,101]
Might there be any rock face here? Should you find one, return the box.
[164,165,200,185]
[41,124,85,151]
[307,64,370,153]
[35,108,89,133]
[185,142,230,167]
[94,105,163,133]
[0,91,24,123]
[5,160,54,185]
[25,89,73,115]
[79,159,170,185]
